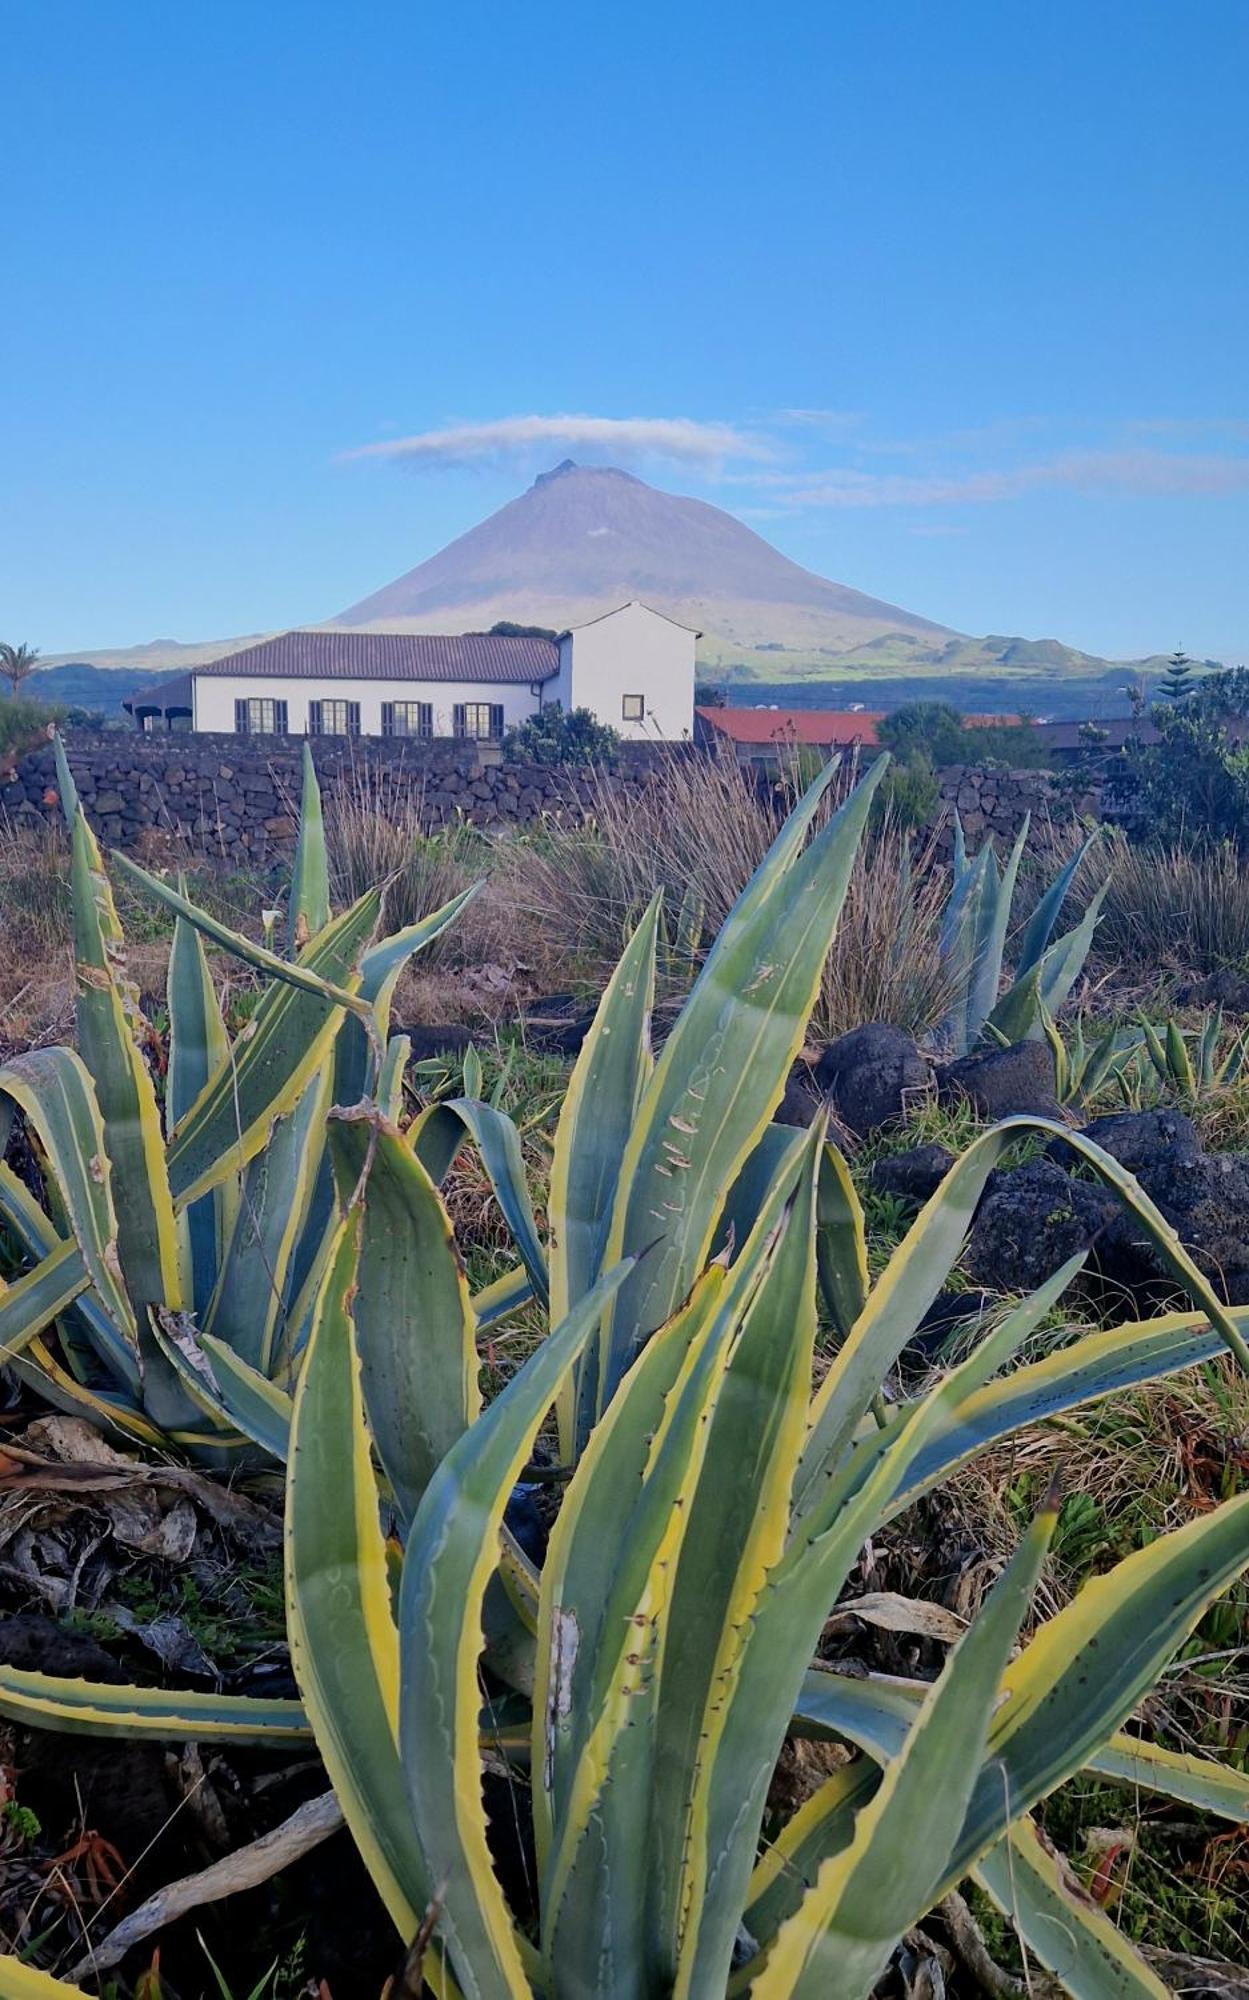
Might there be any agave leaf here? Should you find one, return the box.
[329,1108,480,1523]
[530,1262,730,1884]
[378,1033,410,1120]
[202,1064,332,1373]
[286,1214,432,1941]
[52,729,81,827]
[198,1333,294,1459]
[166,890,381,1207]
[168,913,237,1313]
[398,1261,632,1997]
[968,818,1029,1042]
[713,1124,869,1341]
[550,891,660,1454]
[594,756,886,1421]
[8,1337,162,1445]
[0,1239,90,1362]
[472,1263,534,1331]
[0,1048,135,1338]
[408,1097,549,1305]
[1166,1016,1194,1093]
[289,744,332,955]
[974,1819,1169,2000]
[1016,827,1101,977]
[0,1157,136,1389]
[0,1662,308,1741]
[748,1504,1055,2000]
[68,813,184,1314]
[742,1756,882,1950]
[0,1954,91,1997]
[650,1126,824,1994]
[333,884,483,1109]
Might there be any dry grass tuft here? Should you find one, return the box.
[1096,834,1249,979]
[324,761,488,952]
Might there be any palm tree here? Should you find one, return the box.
[0,642,40,699]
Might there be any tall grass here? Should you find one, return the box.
[1096,833,1249,977]
[323,760,487,953]
[485,745,953,1038]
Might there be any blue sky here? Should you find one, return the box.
[5,0,1247,660]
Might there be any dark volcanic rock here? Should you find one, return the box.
[939,1039,1061,1121]
[964,1160,1120,1293]
[814,1024,932,1137]
[1049,1108,1201,1176]
[1099,1150,1249,1306]
[775,1062,827,1129]
[871,1143,955,1205]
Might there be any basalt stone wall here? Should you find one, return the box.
[930,765,1103,854]
[2,732,684,862]
[3,731,1107,865]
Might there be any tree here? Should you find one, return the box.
[503,703,621,767]
[1125,666,1249,850]
[0,642,40,699]
[1159,647,1198,702]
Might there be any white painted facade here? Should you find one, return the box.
[556,601,697,739]
[184,603,698,742]
[192,674,541,738]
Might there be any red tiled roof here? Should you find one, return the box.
[696,706,885,747]
[195,629,560,685]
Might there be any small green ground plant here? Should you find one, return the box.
[7,761,1249,1995]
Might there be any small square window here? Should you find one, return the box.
[622,694,645,722]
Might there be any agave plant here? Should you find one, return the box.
[6,759,1249,1997]
[0,739,506,1458]
[1136,1006,1249,1099]
[940,814,1108,1055]
[1033,1002,1144,1110]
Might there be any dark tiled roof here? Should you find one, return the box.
[193,629,561,685]
[123,672,194,714]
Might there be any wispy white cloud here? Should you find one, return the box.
[340,413,773,468]
[770,448,1249,508]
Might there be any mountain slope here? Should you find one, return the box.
[336,460,959,657]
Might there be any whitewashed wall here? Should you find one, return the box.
[559,602,696,740]
[192,674,544,737]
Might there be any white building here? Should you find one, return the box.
[127,603,699,743]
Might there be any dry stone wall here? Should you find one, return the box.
[2,732,1104,864]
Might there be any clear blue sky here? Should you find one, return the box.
[5,0,1247,660]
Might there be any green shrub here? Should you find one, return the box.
[1125,666,1249,852]
[503,703,621,766]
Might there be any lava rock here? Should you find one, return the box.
[1098,1150,1249,1306]
[813,1024,932,1137]
[871,1143,955,1205]
[906,1287,998,1365]
[775,1062,828,1129]
[1049,1108,1201,1176]
[402,1023,476,1062]
[939,1038,1062,1121]
[964,1160,1120,1293]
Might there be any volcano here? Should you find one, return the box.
[336,460,960,664]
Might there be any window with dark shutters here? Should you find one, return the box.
[347,701,361,736]
[235,699,248,735]
[452,703,466,737]
[384,701,433,738]
[275,700,289,736]
[490,703,504,739]
[308,700,323,736]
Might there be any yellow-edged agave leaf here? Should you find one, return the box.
[0,1048,135,1337]
[987,880,1111,1046]
[407,1096,549,1304]
[166,889,381,1206]
[643,1128,824,1994]
[876,1304,1237,1523]
[69,811,184,1314]
[113,849,373,1020]
[168,910,236,1312]
[550,891,661,1451]
[52,728,81,827]
[0,1955,91,1997]
[289,743,332,954]
[378,1032,411,1120]
[940,1485,1249,1887]
[331,883,484,1112]
[286,1214,431,1941]
[594,756,887,1420]
[398,1261,633,1998]
[975,1819,1169,2000]
[715,1125,869,1339]
[794,1114,1249,1530]
[672,1253,1085,1997]
[8,1339,164,1445]
[0,1238,89,1363]
[0,1161,138,1390]
[329,1107,480,1522]
[741,1756,881,1959]
[792,1664,1249,1825]
[198,1333,294,1460]
[473,1262,534,1331]
[749,1503,1056,2000]
[530,1262,731,1886]
[0,1662,308,1741]
[203,1064,333,1373]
